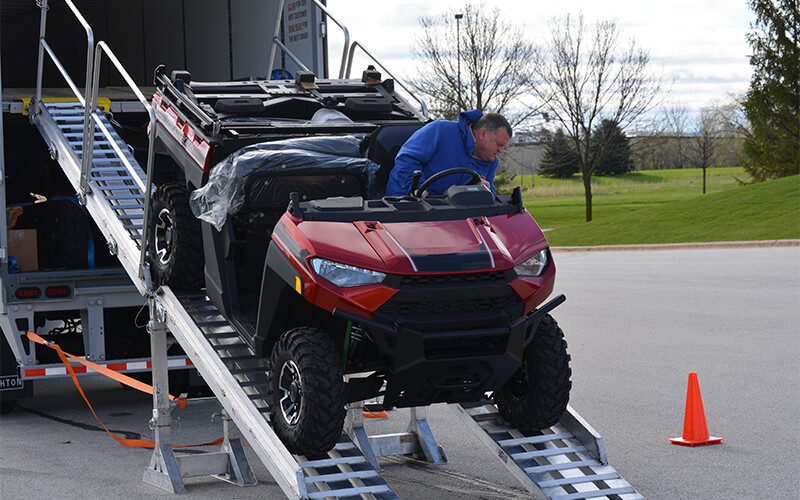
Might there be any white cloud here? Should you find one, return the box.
[327,0,754,114]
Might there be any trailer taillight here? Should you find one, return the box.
[45,286,71,298]
[15,287,41,299]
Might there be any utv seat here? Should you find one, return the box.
[367,124,424,196]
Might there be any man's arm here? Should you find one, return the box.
[385,125,439,196]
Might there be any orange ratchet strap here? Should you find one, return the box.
[27,331,222,449]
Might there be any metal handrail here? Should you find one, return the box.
[310,0,350,79]
[268,0,351,79]
[271,37,310,73]
[345,41,429,119]
[34,0,95,185]
[90,41,156,283]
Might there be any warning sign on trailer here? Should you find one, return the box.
[0,374,23,391]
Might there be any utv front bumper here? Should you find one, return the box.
[334,294,565,408]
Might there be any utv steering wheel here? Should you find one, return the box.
[414,167,482,198]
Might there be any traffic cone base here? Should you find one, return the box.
[669,436,722,447]
[670,372,722,447]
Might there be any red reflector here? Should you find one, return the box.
[45,286,71,298]
[15,287,41,299]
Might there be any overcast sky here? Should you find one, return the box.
[326,0,754,121]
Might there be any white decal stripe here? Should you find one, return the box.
[383,229,418,272]
[475,226,496,269]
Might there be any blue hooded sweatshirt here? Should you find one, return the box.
[385,110,497,197]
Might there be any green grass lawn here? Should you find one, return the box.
[497,169,800,246]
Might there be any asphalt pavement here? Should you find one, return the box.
[1,246,798,499]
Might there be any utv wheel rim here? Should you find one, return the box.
[278,360,302,425]
[506,365,529,400]
[154,208,174,265]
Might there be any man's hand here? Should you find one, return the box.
[479,178,491,190]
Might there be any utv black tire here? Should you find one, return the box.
[494,314,572,432]
[268,327,346,458]
[147,182,204,290]
[56,199,90,269]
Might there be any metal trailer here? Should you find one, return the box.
[3,0,643,498]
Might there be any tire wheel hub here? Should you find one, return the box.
[154,208,175,265]
[278,360,302,425]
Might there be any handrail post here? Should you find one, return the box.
[310,0,349,79]
[34,0,49,118]
[267,0,286,78]
[92,42,156,285]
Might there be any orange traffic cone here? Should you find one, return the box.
[670,372,722,447]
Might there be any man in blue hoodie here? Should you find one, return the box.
[385,110,512,197]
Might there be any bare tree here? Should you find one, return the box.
[531,14,663,221]
[411,2,540,126]
[663,104,691,169]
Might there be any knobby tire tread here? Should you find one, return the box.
[148,182,204,290]
[494,314,572,432]
[268,327,346,458]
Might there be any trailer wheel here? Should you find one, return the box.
[147,182,204,290]
[268,327,346,458]
[494,314,572,432]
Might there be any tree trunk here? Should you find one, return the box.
[583,171,593,222]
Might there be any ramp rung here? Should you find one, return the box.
[304,469,379,484]
[510,445,587,460]
[212,343,249,351]
[298,456,366,468]
[90,158,126,165]
[498,432,573,447]
[203,332,239,339]
[229,367,265,375]
[91,175,135,182]
[104,194,144,200]
[197,321,234,329]
[538,472,622,489]
[91,166,129,172]
[122,224,142,230]
[217,354,255,362]
[524,459,598,475]
[548,486,638,500]
[110,204,145,211]
[306,485,391,499]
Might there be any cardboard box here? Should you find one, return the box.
[8,229,38,272]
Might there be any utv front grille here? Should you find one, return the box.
[399,271,508,288]
[378,293,520,317]
[374,270,523,335]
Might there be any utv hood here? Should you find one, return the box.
[297,211,549,275]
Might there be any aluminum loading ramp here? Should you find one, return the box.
[452,402,642,500]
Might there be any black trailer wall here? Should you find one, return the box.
[0,0,321,89]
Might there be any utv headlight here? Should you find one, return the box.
[514,249,549,277]
[310,258,386,287]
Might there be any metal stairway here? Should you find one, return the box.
[452,402,642,500]
[34,100,149,293]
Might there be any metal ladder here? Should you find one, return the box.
[451,402,642,500]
